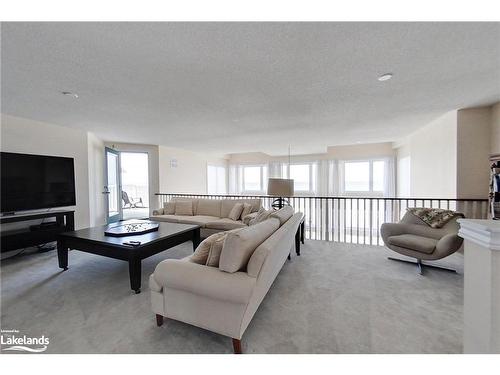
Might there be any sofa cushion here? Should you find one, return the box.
[196,199,221,217]
[219,218,280,273]
[205,218,247,231]
[151,214,179,223]
[163,201,176,215]
[388,234,438,254]
[175,201,193,216]
[269,206,294,226]
[228,203,244,221]
[174,215,219,226]
[191,232,227,264]
[240,203,252,220]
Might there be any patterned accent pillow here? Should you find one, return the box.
[249,207,273,225]
[407,207,464,228]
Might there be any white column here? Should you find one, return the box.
[458,219,500,353]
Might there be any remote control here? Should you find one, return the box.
[123,241,141,247]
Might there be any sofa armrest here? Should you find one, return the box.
[153,259,256,304]
[435,233,463,257]
[152,208,164,215]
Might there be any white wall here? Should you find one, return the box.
[492,102,500,155]
[1,114,91,229]
[88,133,106,226]
[158,146,212,195]
[227,142,395,165]
[395,111,458,198]
[397,155,411,197]
[457,107,492,199]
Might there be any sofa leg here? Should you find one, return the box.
[416,259,423,275]
[232,338,242,354]
[156,314,164,327]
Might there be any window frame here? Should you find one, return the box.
[241,164,267,194]
[281,162,317,195]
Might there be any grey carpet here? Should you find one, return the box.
[0,241,463,353]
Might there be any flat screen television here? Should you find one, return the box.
[1,152,76,213]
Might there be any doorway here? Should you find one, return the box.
[104,149,149,223]
[120,152,149,220]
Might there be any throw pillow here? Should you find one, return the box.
[242,212,258,225]
[219,218,280,273]
[175,201,193,216]
[163,201,176,215]
[190,232,225,264]
[228,203,244,221]
[249,207,272,225]
[240,203,252,220]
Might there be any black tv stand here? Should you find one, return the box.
[0,210,75,253]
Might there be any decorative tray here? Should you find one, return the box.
[104,222,159,237]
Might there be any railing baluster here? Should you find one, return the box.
[155,193,487,244]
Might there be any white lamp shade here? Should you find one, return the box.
[267,178,294,197]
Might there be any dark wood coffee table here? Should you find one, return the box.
[57,220,200,294]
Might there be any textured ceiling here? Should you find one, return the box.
[2,22,500,155]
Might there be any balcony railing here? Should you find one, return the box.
[155,193,489,245]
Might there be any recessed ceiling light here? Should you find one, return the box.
[378,73,393,82]
[61,91,79,98]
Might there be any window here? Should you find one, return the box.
[207,165,227,194]
[281,163,317,193]
[342,160,385,195]
[242,165,267,193]
[344,161,370,191]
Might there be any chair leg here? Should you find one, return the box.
[156,314,164,327]
[388,257,457,275]
[232,338,242,354]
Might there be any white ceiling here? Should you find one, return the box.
[2,22,500,155]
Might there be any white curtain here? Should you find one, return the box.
[228,164,242,194]
[328,160,340,196]
[268,161,285,179]
[229,158,395,197]
[383,156,396,197]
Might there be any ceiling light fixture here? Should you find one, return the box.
[61,91,79,98]
[378,73,393,82]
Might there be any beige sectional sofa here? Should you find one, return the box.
[150,206,303,353]
[151,197,262,237]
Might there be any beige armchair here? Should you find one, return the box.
[380,211,463,274]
